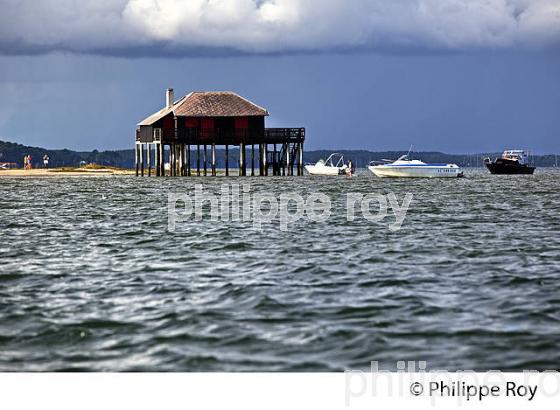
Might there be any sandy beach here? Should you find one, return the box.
[0,168,134,177]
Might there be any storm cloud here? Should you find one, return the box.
[0,0,559,56]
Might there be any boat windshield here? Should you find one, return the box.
[324,153,345,168]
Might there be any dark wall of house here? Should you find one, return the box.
[137,126,153,143]
[142,115,266,144]
[176,115,265,143]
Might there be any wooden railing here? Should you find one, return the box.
[137,127,305,144]
[264,128,305,143]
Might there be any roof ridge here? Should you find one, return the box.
[189,91,237,95]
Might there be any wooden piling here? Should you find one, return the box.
[203,145,208,176]
[161,144,166,176]
[156,144,160,177]
[177,144,181,176]
[175,144,181,177]
[183,144,187,176]
[197,144,201,176]
[173,144,177,176]
[186,145,189,176]
[298,142,303,176]
[154,143,159,177]
[259,144,263,176]
[140,143,144,177]
[282,143,286,176]
[251,144,255,176]
[178,144,182,176]
[169,144,172,177]
[239,143,245,176]
[184,144,188,176]
[292,144,296,176]
[273,144,277,176]
[212,144,216,176]
[174,144,178,176]
[154,144,158,177]
[168,144,172,177]
[134,143,137,175]
[225,145,229,176]
[286,142,294,176]
[147,143,151,176]
[171,144,177,177]
[242,143,247,176]
[180,144,185,176]
[263,144,268,176]
[187,144,191,176]
[281,145,285,176]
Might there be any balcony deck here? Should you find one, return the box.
[136,127,304,145]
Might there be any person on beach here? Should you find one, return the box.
[23,155,28,170]
[27,155,32,170]
[43,154,49,169]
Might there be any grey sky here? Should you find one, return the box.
[0,1,559,153]
[2,0,559,55]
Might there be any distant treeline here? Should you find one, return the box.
[0,140,133,168]
[1,139,559,168]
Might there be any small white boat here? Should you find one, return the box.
[368,155,463,178]
[305,153,349,176]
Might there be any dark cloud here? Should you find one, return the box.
[0,0,559,57]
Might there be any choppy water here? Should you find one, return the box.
[1,169,560,371]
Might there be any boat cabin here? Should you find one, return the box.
[502,150,529,165]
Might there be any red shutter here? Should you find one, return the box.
[235,117,249,129]
[185,118,199,128]
[201,118,215,129]
[201,118,214,139]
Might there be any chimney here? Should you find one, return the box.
[166,88,174,109]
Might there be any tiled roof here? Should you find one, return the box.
[138,91,268,126]
[175,92,268,117]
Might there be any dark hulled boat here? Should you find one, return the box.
[484,150,535,175]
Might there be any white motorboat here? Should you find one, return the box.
[368,154,463,178]
[305,153,349,176]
